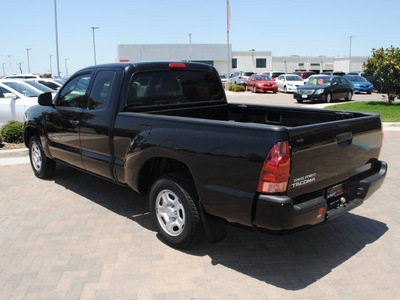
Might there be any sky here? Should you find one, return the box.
[1,0,400,77]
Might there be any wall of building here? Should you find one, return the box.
[116,44,368,75]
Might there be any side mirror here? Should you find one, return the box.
[3,93,17,100]
[38,92,53,106]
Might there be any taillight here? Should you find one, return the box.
[238,76,242,79]
[257,141,291,193]
[169,63,186,68]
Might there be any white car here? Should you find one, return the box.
[0,81,42,125]
[275,74,305,93]
[4,74,40,79]
[31,78,65,91]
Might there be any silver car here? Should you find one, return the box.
[230,71,254,85]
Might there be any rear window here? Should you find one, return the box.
[127,70,223,107]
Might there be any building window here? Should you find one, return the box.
[298,63,305,67]
[232,58,237,69]
[256,58,267,68]
[310,63,320,67]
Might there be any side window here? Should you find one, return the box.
[87,70,116,110]
[57,73,92,108]
[0,87,8,98]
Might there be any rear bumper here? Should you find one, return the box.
[254,160,387,231]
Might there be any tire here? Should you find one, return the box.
[297,99,303,103]
[345,91,353,101]
[149,173,203,248]
[253,86,257,93]
[29,135,56,179]
[273,90,277,94]
[326,93,332,103]
[283,86,287,93]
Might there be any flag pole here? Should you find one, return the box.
[227,0,230,79]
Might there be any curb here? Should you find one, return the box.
[0,148,28,158]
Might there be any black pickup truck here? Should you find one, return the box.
[23,62,387,248]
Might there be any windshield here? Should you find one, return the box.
[25,81,55,93]
[347,75,367,82]
[2,81,41,97]
[286,75,302,81]
[272,72,284,77]
[306,76,333,86]
[302,72,314,79]
[242,72,254,77]
[256,75,272,81]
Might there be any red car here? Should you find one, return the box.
[246,74,278,93]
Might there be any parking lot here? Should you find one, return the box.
[0,92,399,299]
[225,89,383,107]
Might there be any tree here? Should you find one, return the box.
[363,46,400,104]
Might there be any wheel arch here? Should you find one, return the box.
[23,125,39,148]
[136,156,197,196]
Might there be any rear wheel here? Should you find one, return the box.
[29,135,55,179]
[345,91,353,101]
[149,173,203,248]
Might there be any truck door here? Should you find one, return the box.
[46,72,93,168]
[79,69,122,179]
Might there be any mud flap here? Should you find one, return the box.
[199,202,227,243]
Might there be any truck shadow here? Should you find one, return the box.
[54,164,388,291]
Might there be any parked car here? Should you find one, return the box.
[23,62,387,249]
[292,71,316,81]
[22,80,57,94]
[0,81,41,125]
[0,79,51,95]
[4,74,40,79]
[230,71,254,85]
[246,74,277,93]
[344,75,374,94]
[262,71,285,80]
[275,74,304,93]
[32,78,64,91]
[333,71,346,76]
[294,75,355,103]
[320,71,333,75]
[219,74,228,84]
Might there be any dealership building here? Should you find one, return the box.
[117,44,367,76]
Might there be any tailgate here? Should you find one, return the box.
[287,114,382,198]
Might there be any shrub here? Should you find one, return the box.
[229,84,246,92]
[1,121,24,143]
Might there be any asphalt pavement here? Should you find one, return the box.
[0,94,399,299]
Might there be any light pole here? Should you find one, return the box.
[348,35,354,73]
[49,55,53,75]
[188,33,192,62]
[54,0,60,77]
[7,53,12,74]
[65,58,69,77]
[26,48,32,73]
[91,26,99,65]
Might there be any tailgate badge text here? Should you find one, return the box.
[291,173,316,188]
